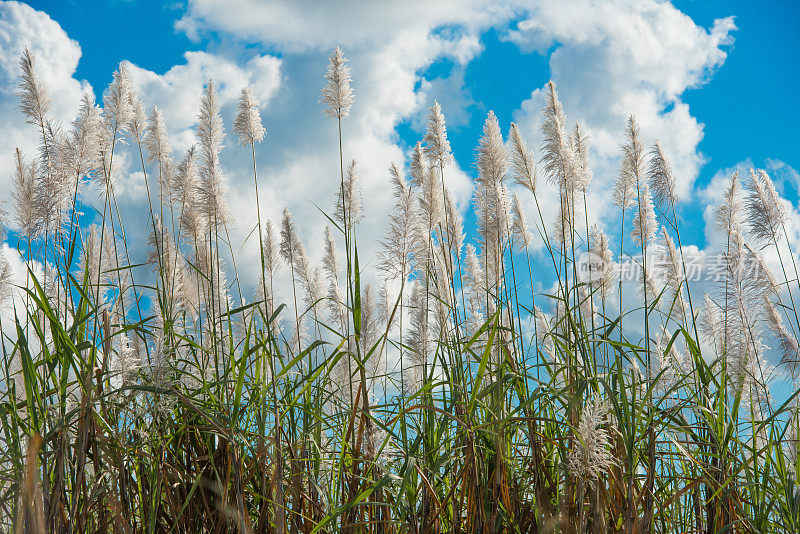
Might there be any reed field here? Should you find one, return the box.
[2,44,800,533]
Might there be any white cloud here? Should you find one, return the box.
[176,0,511,51]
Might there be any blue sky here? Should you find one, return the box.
[1,0,799,338]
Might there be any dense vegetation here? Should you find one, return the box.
[1,45,799,533]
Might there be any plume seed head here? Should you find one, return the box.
[321,46,354,120]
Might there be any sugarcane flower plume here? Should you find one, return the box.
[320,46,354,120]
[234,86,266,146]
[568,395,615,485]
[423,100,453,167]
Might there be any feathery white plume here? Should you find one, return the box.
[0,251,12,309]
[568,396,614,484]
[262,219,281,279]
[405,283,429,394]
[63,93,101,181]
[423,100,452,167]
[570,123,592,192]
[540,81,575,193]
[77,224,108,305]
[320,46,354,120]
[196,80,229,229]
[409,141,425,188]
[510,192,532,250]
[613,116,644,211]
[336,159,363,227]
[657,228,687,320]
[125,86,147,143]
[11,148,39,239]
[476,111,507,188]
[144,106,172,166]
[234,86,266,146]
[442,189,464,261]
[590,225,615,298]
[714,171,741,237]
[463,244,486,334]
[765,298,799,374]
[17,47,52,129]
[631,183,658,247]
[323,225,340,282]
[508,122,536,194]
[699,294,725,357]
[648,142,677,207]
[745,169,787,245]
[104,61,134,132]
[380,163,416,281]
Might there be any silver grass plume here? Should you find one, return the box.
[418,163,443,233]
[743,243,779,299]
[11,148,39,239]
[589,225,615,299]
[320,46,354,120]
[765,297,799,373]
[648,142,677,207]
[568,395,614,485]
[234,86,266,146]
[652,327,689,395]
[280,208,317,310]
[540,80,575,193]
[36,122,73,233]
[262,219,281,280]
[196,80,229,229]
[657,228,687,320]
[103,62,134,134]
[0,250,12,309]
[77,224,109,305]
[63,93,101,181]
[714,171,742,237]
[534,306,556,363]
[510,192,532,250]
[125,86,147,143]
[463,244,486,335]
[476,111,507,188]
[475,183,510,288]
[508,122,536,194]
[336,159,363,227]
[614,116,644,211]
[114,332,141,386]
[551,195,580,248]
[570,122,592,192]
[745,168,787,245]
[0,204,6,242]
[17,47,52,129]
[441,189,464,262]
[144,106,172,166]
[323,226,346,330]
[147,217,183,309]
[405,282,429,394]
[430,248,453,333]
[380,162,416,279]
[722,229,766,390]
[423,100,453,167]
[174,146,200,234]
[631,183,658,248]
[409,142,425,188]
[699,295,725,357]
